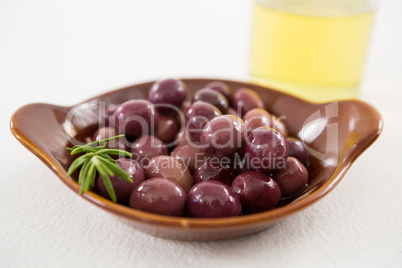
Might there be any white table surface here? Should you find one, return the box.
[1,0,401,267]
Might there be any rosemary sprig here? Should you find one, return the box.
[66,134,132,202]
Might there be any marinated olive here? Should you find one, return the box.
[98,159,145,204]
[185,102,222,141]
[171,145,206,174]
[131,135,168,167]
[113,99,158,139]
[200,115,247,158]
[193,158,235,186]
[145,155,192,192]
[272,157,308,198]
[233,88,264,117]
[192,88,229,113]
[129,178,186,216]
[244,127,289,173]
[149,78,187,113]
[187,181,241,218]
[232,171,281,213]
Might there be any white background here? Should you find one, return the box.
[1,0,401,267]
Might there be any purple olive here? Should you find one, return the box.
[205,81,231,104]
[129,178,186,216]
[155,115,179,145]
[113,99,158,139]
[192,88,229,113]
[171,145,206,173]
[272,157,308,198]
[271,115,289,137]
[174,127,197,148]
[145,155,192,192]
[102,104,117,127]
[98,159,145,204]
[187,181,241,218]
[131,135,168,167]
[200,115,247,158]
[244,127,288,173]
[287,137,310,167]
[185,102,222,141]
[92,127,128,152]
[232,171,281,213]
[242,108,273,133]
[149,78,187,113]
[233,88,264,117]
[227,107,239,117]
[193,158,235,186]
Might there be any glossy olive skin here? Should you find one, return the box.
[205,81,231,104]
[185,102,222,141]
[131,135,168,167]
[272,157,308,198]
[129,178,186,216]
[232,150,252,175]
[92,126,128,151]
[187,181,242,218]
[171,145,206,173]
[231,171,281,213]
[174,127,197,148]
[286,137,310,167]
[192,88,229,114]
[200,115,247,158]
[193,158,235,186]
[113,99,158,139]
[148,78,187,113]
[227,107,239,117]
[103,104,117,127]
[155,115,179,145]
[242,108,273,133]
[175,100,192,124]
[145,155,192,192]
[233,88,264,117]
[244,127,289,173]
[271,115,289,137]
[180,100,192,115]
[98,159,145,204]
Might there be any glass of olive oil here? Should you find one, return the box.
[249,0,378,102]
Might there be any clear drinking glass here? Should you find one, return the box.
[249,0,379,102]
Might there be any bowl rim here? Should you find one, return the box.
[10,78,384,230]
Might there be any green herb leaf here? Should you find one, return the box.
[82,161,96,194]
[67,154,90,177]
[66,134,132,202]
[78,160,90,185]
[97,149,132,157]
[99,153,116,163]
[81,134,125,148]
[97,156,133,183]
[98,169,117,202]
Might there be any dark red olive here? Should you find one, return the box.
[193,158,235,186]
[187,181,241,218]
[131,135,168,167]
[232,171,281,213]
[192,88,229,113]
[145,155,192,192]
[243,127,288,173]
[129,178,186,216]
[200,115,247,158]
[233,88,264,117]
[98,159,145,204]
[113,100,158,139]
[272,157,308,198]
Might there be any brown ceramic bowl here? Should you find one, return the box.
[10,78,383,241]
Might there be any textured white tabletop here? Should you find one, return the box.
[1,0,401,267]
